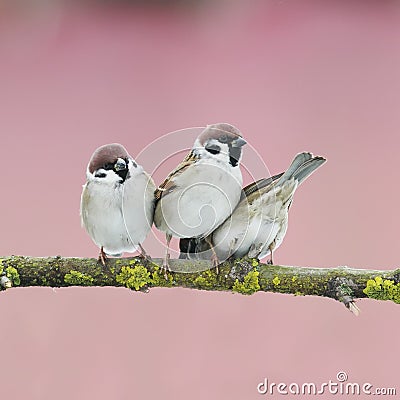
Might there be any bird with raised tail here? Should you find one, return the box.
[80,143,155,265]
[154,123,247,275]
[180,152,326,264]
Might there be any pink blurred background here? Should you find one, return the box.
[1,0,399,398]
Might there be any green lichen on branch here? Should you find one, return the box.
[0,258,21,288]
[116,265,151,291]
[232,269,260,295]
[0,256,399,310]
[194,269,219,290]
[363,276,400,304]
[150,266,174,287]
[6,267,21,286]
[64,270,94,286]
[272,276,281,286]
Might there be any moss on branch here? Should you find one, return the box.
[0,255,399,311]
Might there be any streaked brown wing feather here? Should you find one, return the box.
[154,150,199,201]
[240,173,283,202]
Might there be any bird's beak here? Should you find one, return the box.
[114,158,127,171]
[233,137,247,147]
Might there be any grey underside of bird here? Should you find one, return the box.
[153,160,243,275]
[83,175,154,246]
[179,152,326,264]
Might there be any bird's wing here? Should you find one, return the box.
[240,173,284,202]
[154,150,200,202]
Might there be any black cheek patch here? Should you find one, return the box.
[116,169,130,183]
[116,169,128,182]
[228,144,242,167]
[205,143,221,155]
[95,171,107,178]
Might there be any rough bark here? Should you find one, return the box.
[1,256,399,313]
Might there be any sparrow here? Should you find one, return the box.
[180,152,326,264]
[154,123,247,275]
[80,143,155,265]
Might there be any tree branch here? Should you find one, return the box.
[1,256,399,312]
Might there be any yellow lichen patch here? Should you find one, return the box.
[64,270,94,286]
[363,276,400,304]
[0,262,20,289]
[6,267,20,286]
[272,276,281,286]
[150,266,174,287]
[116,265,151,291]
[232,269,260,295]
[194,270,218,290]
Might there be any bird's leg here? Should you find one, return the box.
[98,246,108,266]
[162,233,172,279]
[267,241,276,265]
[205,236,220,274]
[138,243,152,262]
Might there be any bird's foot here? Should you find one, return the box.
[138,244,152,263]
[161,254,171,280]
[346,301,361,316]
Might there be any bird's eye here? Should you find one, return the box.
[219,135,228,143]
[205,144,221,155]
[103,163,114,170]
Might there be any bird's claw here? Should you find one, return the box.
[161,254,171,280]
[138,252,153,264]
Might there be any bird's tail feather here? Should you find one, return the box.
[277,152,326,186]
[293,156,326,185]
